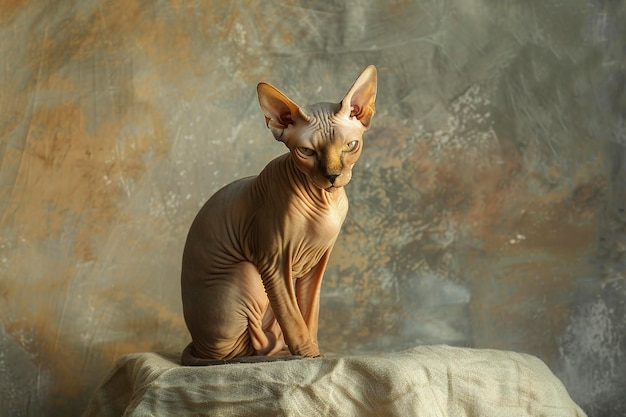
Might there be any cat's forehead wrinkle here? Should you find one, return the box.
[302,102,338,143]
[302,102,341,126]
[304,102,340,118]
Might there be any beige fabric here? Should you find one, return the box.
[83,345,586,417]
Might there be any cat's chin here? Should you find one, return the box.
[324,186,339,193]
[310,177,347,192]
[311,181,340,193]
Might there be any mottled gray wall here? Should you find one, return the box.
[1,1,624,416]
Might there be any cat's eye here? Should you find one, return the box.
[345,140,359,152]
[298,147,315,156]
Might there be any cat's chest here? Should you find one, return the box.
[286,202,346,276]
[291,190,347,240]
[288,233,335,278]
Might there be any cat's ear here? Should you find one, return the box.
[257,83,310,131]
[337,65,377,128]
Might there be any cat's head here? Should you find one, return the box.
[257,66,377,192]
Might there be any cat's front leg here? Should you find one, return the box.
[261,261,321,357]
[295,249,332,351]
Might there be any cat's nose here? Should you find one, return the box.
[325,174,339,184]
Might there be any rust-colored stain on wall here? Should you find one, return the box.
[1,1,624,416]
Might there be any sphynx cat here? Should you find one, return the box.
[181,66,377,365]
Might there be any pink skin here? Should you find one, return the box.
[181,66,377,363]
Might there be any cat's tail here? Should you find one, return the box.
[181,342,302,366]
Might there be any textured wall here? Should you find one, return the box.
[1,1,624,416]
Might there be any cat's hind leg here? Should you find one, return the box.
[249,302,287,356]
[182,261,285,364]
[244,264,287,356]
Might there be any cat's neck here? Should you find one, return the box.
[287,153,346,204]
[262,153,345,206]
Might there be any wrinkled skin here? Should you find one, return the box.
[181,66,377,364]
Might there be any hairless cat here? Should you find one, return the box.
[181,66,377,364]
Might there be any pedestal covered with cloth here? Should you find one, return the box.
[83,345,586,417]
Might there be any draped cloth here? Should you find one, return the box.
[83,345,586,417]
